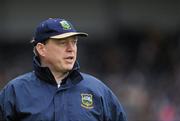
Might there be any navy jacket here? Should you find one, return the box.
[0,57,127,121]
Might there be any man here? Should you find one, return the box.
[0,18,127,121]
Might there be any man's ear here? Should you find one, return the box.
[35,43,46,57]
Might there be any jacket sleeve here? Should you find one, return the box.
[102,89,128,121]
[0,84,17,121]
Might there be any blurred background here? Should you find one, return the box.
[0,0,180,120]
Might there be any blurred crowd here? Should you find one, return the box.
[80,26,180,121]
[0,26,180,121]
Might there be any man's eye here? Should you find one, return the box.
[73,40,77,44]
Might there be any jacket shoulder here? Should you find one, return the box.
[4,72,35,88]
[80,72,123,101]
[80,72,105,85]
[80,72,110,92]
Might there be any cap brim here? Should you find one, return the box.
[50,32,88,39]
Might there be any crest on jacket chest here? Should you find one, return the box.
[81,93,94,109]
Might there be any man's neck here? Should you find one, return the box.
[40,61,69,85]
[52,71,69,85]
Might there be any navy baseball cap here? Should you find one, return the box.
[31,18,88,45]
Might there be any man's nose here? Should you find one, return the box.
[66,41,75,51]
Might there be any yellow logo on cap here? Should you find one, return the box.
[81,93,93,109]
[60,20,71,30]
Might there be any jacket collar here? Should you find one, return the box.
[33,56,82,86]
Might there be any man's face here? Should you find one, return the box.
[40,36,77,73]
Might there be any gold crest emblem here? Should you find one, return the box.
[81,93,93,109]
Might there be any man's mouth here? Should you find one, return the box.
[64,56,74,63]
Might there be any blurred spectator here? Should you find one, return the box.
[158,102,176,121]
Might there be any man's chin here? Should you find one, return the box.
[64,66,74,72]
